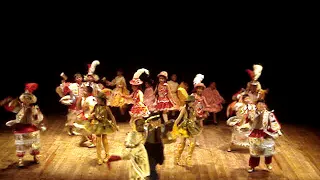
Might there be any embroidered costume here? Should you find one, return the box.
[0,83,46,167]
[247,101,282,173]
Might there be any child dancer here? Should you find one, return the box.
[59,73,85,135]
[202,82,225,124]
[154,71,176,123]
[167,73,180,109]
[247,100,282,173]
[192,74,211,128]
[226,94,255,152]
[135,115,164,180]
[105,68,130,115]
[75,92,118,165]
[77,86,97,148]
[0,83,46,167]
[173,95,202,166]
[83,60,101,96]
[123,68,150,129]
[143,79,156,112]
[107,131,150,179]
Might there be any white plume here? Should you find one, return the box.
[253,64,263,80]
[133,68,149,79]
[88,60,100,74]
[193,74,204,85]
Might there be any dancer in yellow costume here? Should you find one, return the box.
[75,92,118,165]
[173,95,202,166]
[106,69,130,115]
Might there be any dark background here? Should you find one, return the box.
[0,50,305,127]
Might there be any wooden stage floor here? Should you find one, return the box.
[0,115,319,180]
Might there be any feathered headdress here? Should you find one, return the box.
[193,74,205,88]
[20,83,38,104]
[88,60,100,75]
[253,64,263,80]
[246,64,263,81]
[84,60,100,81]
[130,68,149,85]
[25,83,38,93]
[246,64,263,90]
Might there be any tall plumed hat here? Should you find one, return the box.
[193,74,205,88]
[245,64,263,89]
[84,60,100,81]
[129,68,149,85]
[19,83,38,104]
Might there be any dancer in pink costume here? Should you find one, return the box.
[143,79,156,112]
[154,71,177,123]
[202,82,225,124]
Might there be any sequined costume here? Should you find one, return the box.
[0,83,46,167]
[173,95,201,166]
[247,101,282,172]
[79,92,118,165]
[83,104,118,135]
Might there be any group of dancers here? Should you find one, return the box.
[0,60,282,179]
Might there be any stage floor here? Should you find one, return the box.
[0,115,319,180]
